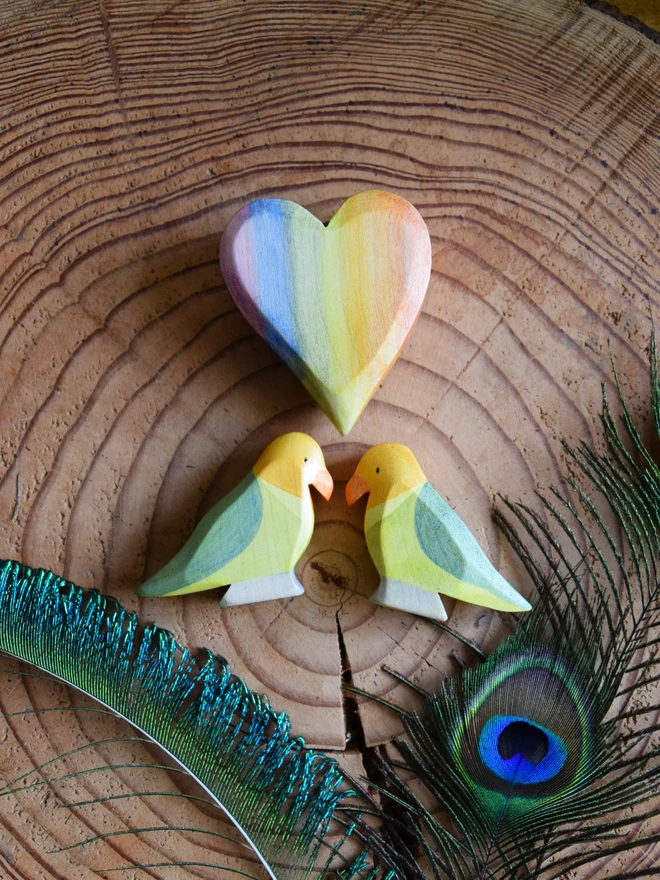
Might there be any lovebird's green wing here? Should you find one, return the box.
[137,471,263,597]
[414,482,530,612]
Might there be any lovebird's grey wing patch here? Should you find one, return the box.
[415,481,502,590]
[138,471,263,595]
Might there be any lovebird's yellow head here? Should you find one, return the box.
[254,432,333,500]
[346,443,426,509]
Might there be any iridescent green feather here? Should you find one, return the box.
[347,332,660,880]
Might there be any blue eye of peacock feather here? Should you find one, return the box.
[479,715,568,785]
[498,719,547,762]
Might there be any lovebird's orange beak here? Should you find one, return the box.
[345,473,370,506]
[311,467,334,501]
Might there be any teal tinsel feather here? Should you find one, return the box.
[0,561,354,880]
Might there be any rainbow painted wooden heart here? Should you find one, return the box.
[219,190,432,434]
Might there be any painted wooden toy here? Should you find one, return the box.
[345,443,532,621]
[220,191,432,435]
[138,433,333,606]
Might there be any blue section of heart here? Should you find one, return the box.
[478,715,568,784]
[247,199,298,352]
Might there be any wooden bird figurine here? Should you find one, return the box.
[138,433,333,607]
[345,443,531,622]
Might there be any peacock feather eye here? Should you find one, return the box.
[478,715,568,786]
[449,647,598,819]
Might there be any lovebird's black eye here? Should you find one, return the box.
[376,467,380,474]
[304,458,308,463]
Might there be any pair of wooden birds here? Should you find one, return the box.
[138,433,531,621]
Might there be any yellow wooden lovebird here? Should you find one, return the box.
[138,433,333,607]
[346,443,531,622]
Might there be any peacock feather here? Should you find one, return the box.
[345,334,660,879]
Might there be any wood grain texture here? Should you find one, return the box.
[0,0,659,876]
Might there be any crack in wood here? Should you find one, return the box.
[336,608,425,864]
[335,610,366,752]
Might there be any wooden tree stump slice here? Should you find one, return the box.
[0,0,659,876]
